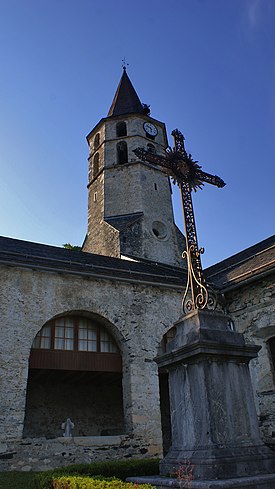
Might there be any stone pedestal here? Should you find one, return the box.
[156,309,275,481]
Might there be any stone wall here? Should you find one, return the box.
[0,262,183,470]
[225,273,275,446]
[1,257,274,471]
[84,169,120,258]
[0,435,156,472]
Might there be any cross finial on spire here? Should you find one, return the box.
[122,57,129,71]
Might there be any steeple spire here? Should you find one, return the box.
[107,70,144,117]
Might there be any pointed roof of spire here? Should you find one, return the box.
[108,68,144,117]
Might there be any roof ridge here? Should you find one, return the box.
[206,235,275,277]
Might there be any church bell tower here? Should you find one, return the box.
[83,68,185,267]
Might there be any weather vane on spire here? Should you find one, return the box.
[122,57,129,71]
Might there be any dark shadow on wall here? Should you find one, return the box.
[158,371,171,456]
[23,369,124,438]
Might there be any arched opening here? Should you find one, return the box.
[93,153,100,177]
[116,121,127,137]
[117,141,128,164]
[94,133,100,149]
[23,314,124,439]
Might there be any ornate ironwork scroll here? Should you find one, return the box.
[133,128,225,314]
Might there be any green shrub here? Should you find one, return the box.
[0,471,37,489]
[52,476,155,489]
[34,459,159,489]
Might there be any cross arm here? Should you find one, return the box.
[196,169,226,188]
[133,147,167,168]
[133,147,226,189]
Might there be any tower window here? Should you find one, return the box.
[117,141,128,164]
[94,133,100,149]
[147,143,156,154]
[93,153,100,176]
[116,122,127,137]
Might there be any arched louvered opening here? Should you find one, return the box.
[94,133,100,149]
[116,121,127,137]
[117,141,128,164]
[93,153,100,177]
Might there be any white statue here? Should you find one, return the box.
[61,418,74,437]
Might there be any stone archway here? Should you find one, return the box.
[23,312,125,439]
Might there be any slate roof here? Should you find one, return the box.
[206,235,275,291]
[105,212,143,231]
[1,233,273,292]
[0,236,185,288]
[108,69,144,117]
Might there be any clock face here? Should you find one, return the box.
[143,122,158,137]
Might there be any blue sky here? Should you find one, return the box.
[0,0,274,267]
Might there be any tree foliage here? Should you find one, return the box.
[63,243,82,251]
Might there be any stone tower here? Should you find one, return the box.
[83,69,185,267]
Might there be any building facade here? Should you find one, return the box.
[0,70,274,471]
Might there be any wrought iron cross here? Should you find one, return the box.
[133,129,225,313]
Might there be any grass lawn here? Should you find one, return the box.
[0,471,38,489]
